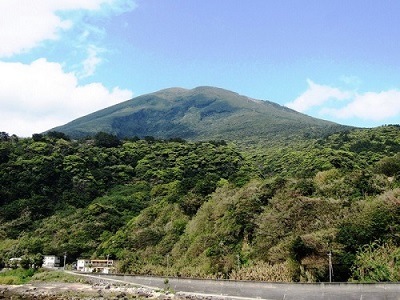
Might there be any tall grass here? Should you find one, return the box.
[229,261,293,282]
[0,268,36,284]
[31,270,89,283]
[0,269,88,285]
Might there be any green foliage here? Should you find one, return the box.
[167,181,271,277]
[0,131,10,141]
[31,270,88,283]
[46,131,70,141]
[229,260,293,281]
[376,153,400,178]
[336,193,400,254]
[253,192,343,261]
[0,124,399,282]
[0,268,37,284]
[0,269,86,285]
[290,236,313,262]
[351,241,400,282]
[94,131,121,147]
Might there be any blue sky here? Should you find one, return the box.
[1,0,400,136]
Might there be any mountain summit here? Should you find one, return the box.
[51,86,346,141]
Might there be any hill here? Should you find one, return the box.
[1,125,400,283]
[50,86,348,141]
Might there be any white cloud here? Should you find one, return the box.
[322,90,400,121]
[0,0,135,57]
[78,46,104,78]
[285,79,352,112]
[0,0,136,136]
[286,79,400,125]
[0,1,70,57]
[0,59,133,137]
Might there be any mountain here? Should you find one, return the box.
[51,86,349,141]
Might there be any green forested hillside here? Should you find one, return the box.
[1,125,400,282]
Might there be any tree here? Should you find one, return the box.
[376,154,400,177]
[94,132,121,148]
[0,132,10,141]
[0,143,10,163]
[32,133,44,141]
[20,255,32,269]
[46,131,70,141]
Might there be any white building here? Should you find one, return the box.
[43,255,60,268]
[76,259,114,273]
[76,259,91,272]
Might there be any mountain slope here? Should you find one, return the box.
[51,86,348,141]
[1,125,400,282]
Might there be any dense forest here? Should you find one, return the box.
[1,125,400,282]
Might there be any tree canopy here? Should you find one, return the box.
[0,125,399,282]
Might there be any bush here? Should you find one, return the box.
[229,260,293,282]
[0,275,20,285]
[376,154,400,177]
[31,270,87,283]
[351,241,400,282]
[0,268,36,284]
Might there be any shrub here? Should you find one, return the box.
[0,276,20,285]
[0,268,36,284]
[351,241,400,282]
[229,260,293,282]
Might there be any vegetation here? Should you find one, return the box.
[0,124,400,283]
[0,268,37,285]
[30,270,89,283]
[0,269,87,285]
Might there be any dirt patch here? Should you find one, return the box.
[0,281,172,299]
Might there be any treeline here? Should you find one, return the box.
[0,126,400,282]
[0,131,248,259]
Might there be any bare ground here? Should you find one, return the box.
[0,281,173,299]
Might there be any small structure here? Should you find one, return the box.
[76,258,115,273]
[43,255,60,268]
[76,259,91,272]
[8,257,22,268]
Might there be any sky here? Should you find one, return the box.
[1,0,400,137]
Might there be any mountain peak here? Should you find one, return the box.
[151,86,247,101]
[50,86,347,141]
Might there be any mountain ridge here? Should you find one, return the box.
[51,86,350,141]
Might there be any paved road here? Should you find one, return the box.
[71,272,400,300]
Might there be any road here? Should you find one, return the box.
[69,272,400,300]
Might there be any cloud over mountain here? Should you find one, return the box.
[0,59,132,136]
[0,0,135,136]
[286,79,400,126]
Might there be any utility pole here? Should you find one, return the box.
[328,251,333,283]
[166,254,169,277]
[106,254,110,273]
[63,252,67,270]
